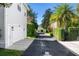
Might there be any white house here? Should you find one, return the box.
[0,3,28,48]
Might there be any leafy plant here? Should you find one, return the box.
[27,23,36,37]
[41,9,52,30]
[50,4,79,29]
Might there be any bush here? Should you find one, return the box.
[67,27,79,41]
[27,23,36,37]
[53,28,64,41]
[41,30,43,32]
[64,30,68,41]
[50,32,53,37]
[46,29,48,33]
[52,27,79,41]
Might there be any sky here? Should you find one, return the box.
[28,3,77,25]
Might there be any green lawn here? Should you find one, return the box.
[0,48,23,56]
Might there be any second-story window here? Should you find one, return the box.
[0,3,12,8]
[17,5,21,12]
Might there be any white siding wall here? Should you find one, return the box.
[5,4,27,48]
[0,8,5,48]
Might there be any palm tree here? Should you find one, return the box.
[31,12,38,29]
[42,8,52,32]
[76,4,79,13]
[50,4,79,29]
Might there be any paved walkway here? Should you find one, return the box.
[8,39,34,51]
[59,41,79,55]
[22,33,76,56]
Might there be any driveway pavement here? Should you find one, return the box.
[22,33,76,56]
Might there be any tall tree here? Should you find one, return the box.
[42,8,52,31]
[50,4,79,29]
[27,5,38,29]
[76,4,79,13]
[76,4,79,27]
[31,12,38,29]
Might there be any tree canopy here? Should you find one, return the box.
[41,8,52,31]
[27,5,38,29]
[50,4,79,29]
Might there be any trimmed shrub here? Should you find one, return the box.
[53,28,64,41]
[41,30,43,32]
[53,27,79,41]
[67,27,79,41]
[27,23,36,37]
[46,29,49,33]
[50,32,53,37]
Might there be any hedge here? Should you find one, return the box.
[49,31,53,37]
[52,27,79,41]
[27,23,36,37]
[67,27,79,41]
[53,28,64,41]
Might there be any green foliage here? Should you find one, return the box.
[46,29,49,33]
[41,30,43,32]
[77,4,79,14]
[42,9,52,29]
[67,27,79,41]
[50,32,53,37]
[52,27,79,41]
[0,48,22,56]
[49,4,79,41]
[50,4,79,29]
[53,28,64,41]
[53,27,79,41]
[32,20,38,29]
[27,5,38,29]
[27,5,38,38]
[27,23,36,37]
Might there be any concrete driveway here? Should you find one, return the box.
[59,41,79,55]
[8,39,34,51]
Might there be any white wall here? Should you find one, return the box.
[5,4,27,48]
[0,8,5,48]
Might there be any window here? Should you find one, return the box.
[0,3,12,8]
[17,5,21,12]
[11,26,14,31]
